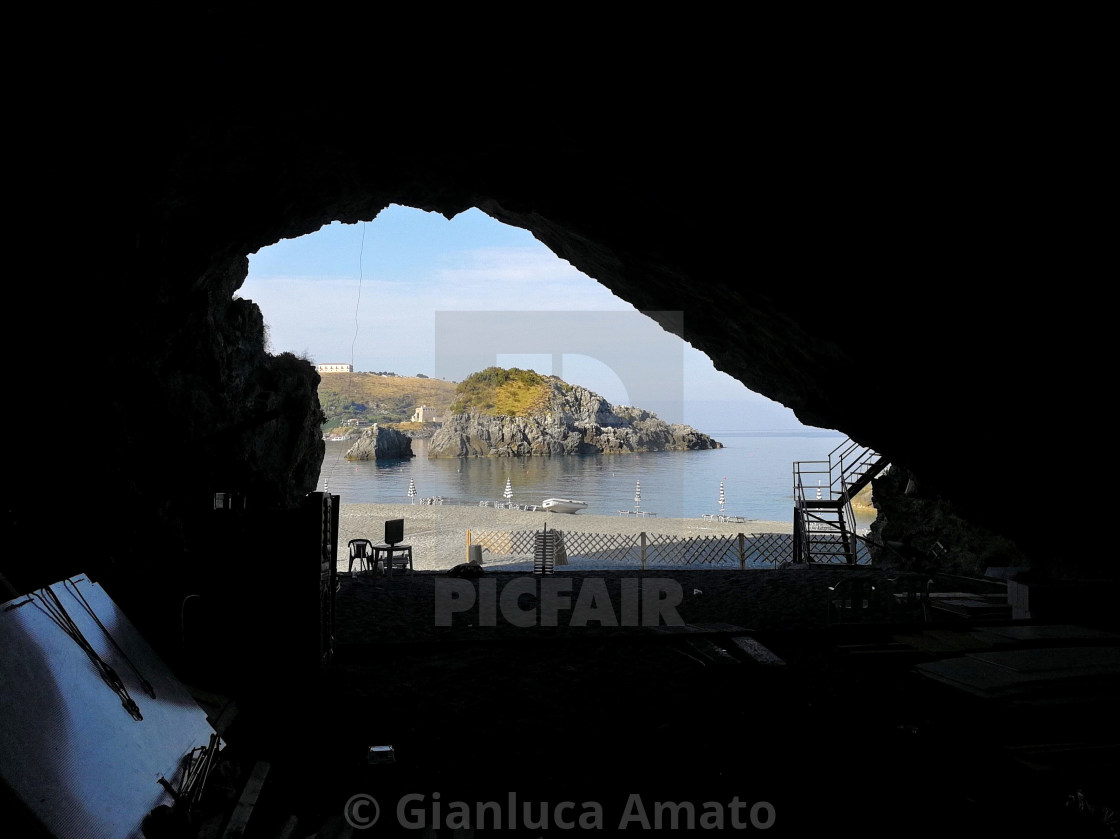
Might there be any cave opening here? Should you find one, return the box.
[6,63,1119,838]
[241,204,816,438]
[237,204,850,522]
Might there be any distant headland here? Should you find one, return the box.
[426,368,721,457]
[322,367,721,459]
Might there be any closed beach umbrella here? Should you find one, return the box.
[719,480,725,512]
[635,480,641,512]
[503,477,513,505]
[408,478,416,503]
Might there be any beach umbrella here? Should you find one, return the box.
[719,480,725,513]
[634,480,641,513]
[408,478,416,503]
[503,477,513,506]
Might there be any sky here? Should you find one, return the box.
[239,205,824,433]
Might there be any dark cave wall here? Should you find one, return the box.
[4,66,1104,627]
[867,465,1031,578]
[2,253,324,601]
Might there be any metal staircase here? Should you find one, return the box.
[793,438,888,565]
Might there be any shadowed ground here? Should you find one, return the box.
[204,566,1120,837]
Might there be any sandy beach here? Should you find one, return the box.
[329,501,847,654]
[335,502,794,572]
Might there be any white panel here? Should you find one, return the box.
[1,576,217,839]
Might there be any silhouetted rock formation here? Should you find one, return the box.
[344,425,414,460]
[868,464,1029,577]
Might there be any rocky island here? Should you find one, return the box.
[426,367,721,457]
[344,424,414,461]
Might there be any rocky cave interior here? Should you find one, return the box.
[5,92,1102,597]
[4,77,1112,837]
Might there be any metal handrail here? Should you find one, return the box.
[793,459,830,502]
[829,439,881,497]
[794,440,883,566]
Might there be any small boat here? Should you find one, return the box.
[542,498,588,514]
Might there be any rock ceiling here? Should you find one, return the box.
[4,58,1100,589]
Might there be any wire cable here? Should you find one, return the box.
[32,583,143,721]
[64,577,155,698]
[322,221,366,496]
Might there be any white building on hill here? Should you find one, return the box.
[412,405,442,422]
[317,363,353,373]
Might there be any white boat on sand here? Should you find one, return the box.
[542,498,588,514]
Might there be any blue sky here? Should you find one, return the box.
[240,205,823,433]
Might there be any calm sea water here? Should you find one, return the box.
[316,431,875,528]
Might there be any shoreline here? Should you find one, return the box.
[335,502,793,572]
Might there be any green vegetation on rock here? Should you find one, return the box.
[449,367,553,417]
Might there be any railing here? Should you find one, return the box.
[466,529,800,569]
[828,438,883,496]
[795,509,870,565]
[793,440,883,504]
[792,437,884,565]
[793,460,831,506]
[336,526,838,573]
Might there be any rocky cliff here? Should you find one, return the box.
[867,464,1029,578]
[345,424,415,461]
[427,380,721,457]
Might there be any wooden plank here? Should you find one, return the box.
[221,760,271,839]
[892,629,996,653]
[930,598,1012,618]
[653,623,750,635]
[731,636,786,666]
[966,645,1120,675]
[685,637,740,666]
[974,624,1120,644]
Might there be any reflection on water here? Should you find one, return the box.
[316,432,878,526]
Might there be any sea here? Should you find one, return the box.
[315,431,877,530]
